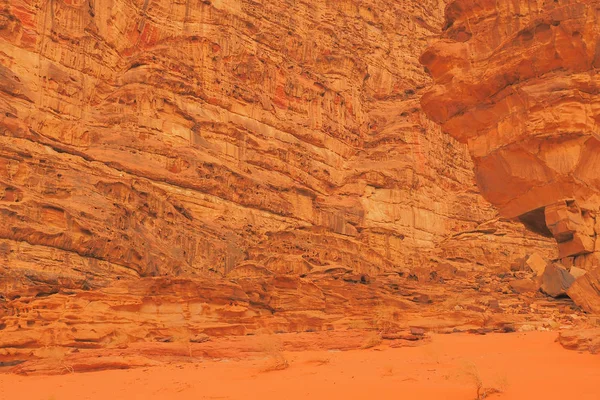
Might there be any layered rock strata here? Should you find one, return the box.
[0,0,559,364]
[0,0,555,287]
[421,0,600,269]
[1,264,592,374]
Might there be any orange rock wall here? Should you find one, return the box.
[0,0,554,288]
[421,0,599,268]
[0,0,567,366]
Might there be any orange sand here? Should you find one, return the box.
[2,332,599,400]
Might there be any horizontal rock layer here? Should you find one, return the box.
[1,264,591,373]
[0,0,554,283]
[0,0,558,361]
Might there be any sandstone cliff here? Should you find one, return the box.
[421,0,600,270]
[0,0,561,369]
[0,0,554,283]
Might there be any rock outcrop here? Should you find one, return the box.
[0,3,553,292]
[0,0,558,283]
[421,0,600,270]
[558,328,600,354]
[568,266,600,314]
[0,0,571,369]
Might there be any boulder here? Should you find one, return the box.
[567,267,600,314]
[509,279,540,294]
[540,263,575,298]
[189,334,211,343]
[558,329,600,354]
[523,253,547,276]
[569,267,588,280]
[557,233,595,259]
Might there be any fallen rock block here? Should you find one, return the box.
[540,263,575,298]
[467,327,493,335]
[510,257,526,272]
[558,329,600,354]
[567,267,600,314]
[545,201,584,242]
[524,253,548,276]
[509,278,540,294]
[497,324,516,333]
[569,267,588,280]
[557,232,595,259]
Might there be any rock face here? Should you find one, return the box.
[0,0,563,368]
[420,0,600,269]
[0,0,552,283]
[0,1,554,286]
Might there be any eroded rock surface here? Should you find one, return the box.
[0,0,571,370]
[421,0,600,269]
[0,4,553,298]
[1,263,592,374]
[1,0,558,279]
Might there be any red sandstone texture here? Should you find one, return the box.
[421,0,600,269]
[0,0,597,376]
[420,0,600,352]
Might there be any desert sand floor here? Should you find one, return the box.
[2,331,599,400]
